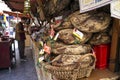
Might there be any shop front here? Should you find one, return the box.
[1,0,120,80]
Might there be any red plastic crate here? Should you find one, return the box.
[93,44,110,69]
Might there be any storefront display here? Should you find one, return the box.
[1,0,120,80]
[29,8,115,79]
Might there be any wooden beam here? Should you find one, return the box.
[3,0,24,4]
[109,18,120,72]
[9,1,24,4]
[3,11,31,18]
[36,0,45,21]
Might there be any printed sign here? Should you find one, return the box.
[79,0,112,13]
[111,0,120,19]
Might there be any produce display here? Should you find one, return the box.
[44,0,70,16]
[70,11,111,33]
[44,0,79,19]
[58,29,92,44]
[30,8,112,79]
[52,42,91,55]
[89,32,111,45]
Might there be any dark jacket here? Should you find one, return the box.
[15,22,26,40]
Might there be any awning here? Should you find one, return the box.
[2,0,37,16]
[3,11,31,18]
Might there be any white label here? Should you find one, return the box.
[76,30,84,39]
[44,43,51,54]
[79,0,112,13]
[53,33,59,41]
[38,56,44,62]
[73,29,84,39]
[55,16,63,20]
[111,0,120,19]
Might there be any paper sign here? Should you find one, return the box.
[79,0,112,13]
[111,0,120,19]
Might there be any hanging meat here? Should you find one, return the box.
[58,29,92,44]
[52,42,92,55]
[70,11,111,33]
[44,0,71,18]
[89,32,111,45]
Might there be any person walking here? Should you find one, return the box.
[15,17,27,61]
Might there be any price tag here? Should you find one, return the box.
[38,56,44,62]
[53,33,59,41]
[73,29,84,40]
[39,49,44,55]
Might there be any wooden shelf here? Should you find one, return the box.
[80,69,119,80]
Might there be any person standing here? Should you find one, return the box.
[15,17,27,61]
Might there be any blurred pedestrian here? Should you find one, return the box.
[15,17,27,62]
